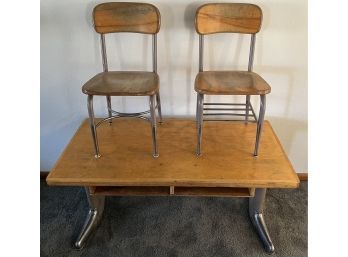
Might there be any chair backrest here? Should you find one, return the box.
[195,3,262,72]
[92,2,160,73]
[195,3,262,35]
[93,2,161,34]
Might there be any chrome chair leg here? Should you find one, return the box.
[249,188,275,253]
[254,95,266,156]
[106,96,112,125]
[74,187,105,249]
[87,95,101,158]
[196,93,204,156]
[156,92,163,124]
[245,95,251,124]
[149,95,159,158]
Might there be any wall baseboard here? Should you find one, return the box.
[41,171,309,181]
[297,173,308,181]
[40,171,49,179]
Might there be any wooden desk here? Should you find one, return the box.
[47,119,299,253]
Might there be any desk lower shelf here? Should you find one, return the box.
[91,186,254,197]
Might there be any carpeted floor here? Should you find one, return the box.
[40,180,307,257]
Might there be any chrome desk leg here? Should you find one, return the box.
[150,95,159,158]
[249,188,275,254]
[254,95,266,156]
[156,92,163,124]
[245,95,251,124]
[106,96,112,125]
[196,93,204,156]
[87,95,101,158]
[74,187,105,249]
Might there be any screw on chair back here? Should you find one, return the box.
[194,3,270,157]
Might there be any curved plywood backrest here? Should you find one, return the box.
[93,2,161,34]
[195,3,262,35]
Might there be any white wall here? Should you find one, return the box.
[41,0,307,172]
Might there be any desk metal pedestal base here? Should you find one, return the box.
[74,187,105,250]
[249,188,274,254]
[73,187,274,254]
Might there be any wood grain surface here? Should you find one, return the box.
[93,2,160,34]
[195,3,262,35]
[47,119,299,188]
[82,71,159,96]
[195,71,271,95]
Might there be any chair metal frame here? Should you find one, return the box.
[87,31,162,159]
[196,33,266,157]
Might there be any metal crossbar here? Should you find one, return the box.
[202,102,257,122]
[203,102,250,106]
[202,118,257,123]
[95,104,159,128]
[203,108,247,111]
[204,113,254,116]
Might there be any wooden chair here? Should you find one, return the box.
[194,3,271,156]
[82,2,162,158]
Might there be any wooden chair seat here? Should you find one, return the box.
[82,71,159,96]
[195,71,271,95]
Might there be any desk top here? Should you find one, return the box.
[47,119,299,188]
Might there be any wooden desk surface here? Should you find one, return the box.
[47,119,299,188]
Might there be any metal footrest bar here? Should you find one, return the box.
[109,102,159,117]
[204,103,248,105]
[111,109,151,117]
[204,113,254,117]
[204,107,248,111]
[202,102,257,122]
[203,119,257,123]
[95,103,159,128]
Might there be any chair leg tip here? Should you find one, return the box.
[94,154,101,159]
[74,242,84,250]
[265,245,275,254]
[153,153,159,158]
